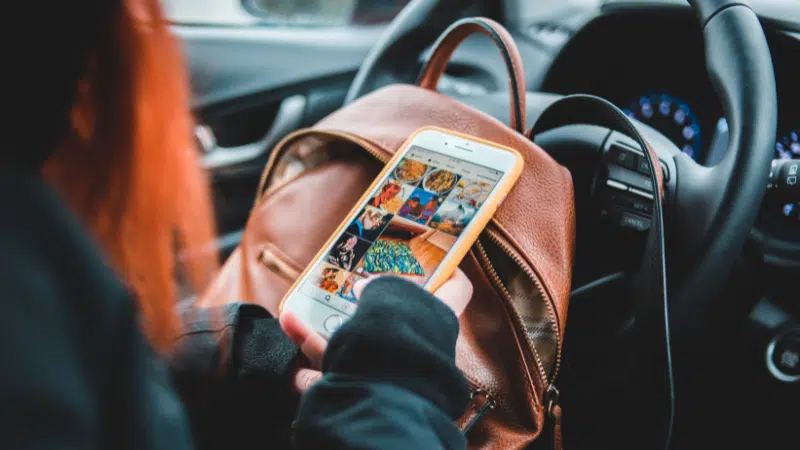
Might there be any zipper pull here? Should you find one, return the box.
[462,390,495,435]
[545,384,563,450]
[259,247,300,281]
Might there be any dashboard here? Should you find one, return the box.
[540,8,799,255]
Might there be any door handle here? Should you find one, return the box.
[199,94,307,169]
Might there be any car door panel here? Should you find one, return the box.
[175,25,382,108]
[175,25,381,258]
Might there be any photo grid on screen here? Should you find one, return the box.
[307,147,502,304]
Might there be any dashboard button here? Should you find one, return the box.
[767,328,800,382]
[770,159,800,195]
[620,212,651,231]
[629,187,654,200]
[608,145,637,170]
[628,196,653,215]
[636,156,651,176]
[323,314,344,334]
[606,179,628,191]
[631,154,671,183]
[607,190,653,215]
[608,165,654,193]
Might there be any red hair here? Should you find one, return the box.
[44,0,218,352]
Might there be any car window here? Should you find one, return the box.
[162,0,411,26]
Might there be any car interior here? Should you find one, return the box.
[169,0,799,448]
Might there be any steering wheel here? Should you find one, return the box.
[346,0,777,341]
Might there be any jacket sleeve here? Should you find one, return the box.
[293,277,470,450]
[169,303,301,450]
[124,302,197,450]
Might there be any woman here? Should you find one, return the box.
[399,196,424,220]
[1,0,473,449]
[420,197,441,226]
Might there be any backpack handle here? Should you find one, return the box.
[417,17,527,134]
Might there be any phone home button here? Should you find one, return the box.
[323,315,344,333]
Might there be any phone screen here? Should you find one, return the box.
[293,144,506,319]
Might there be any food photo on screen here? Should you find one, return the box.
[311,263,349,294]
[368,178,415,214]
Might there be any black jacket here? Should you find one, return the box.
[170,303,302,449]
[171,278,470,450]
[0,170,469,449]
[0,170,193,450]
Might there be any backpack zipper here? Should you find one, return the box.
[462,389,496,435]
[257,129,391,204]
[258,247,301,282]
[481,227,563,383]
[474,240,548,402]
[545,384,563,450]
[475,229,564,439]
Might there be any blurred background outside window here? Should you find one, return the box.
[161,0,412,26]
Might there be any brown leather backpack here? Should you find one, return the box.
[198,17,575,450]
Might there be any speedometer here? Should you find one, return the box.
[623,93,702,161]
[773,129,799,226]
[775,129,799,160]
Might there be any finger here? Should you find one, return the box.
[280,311,327,368]
[279,310,309,346]
[432,268,473,317]
[300,331,327,369]
[294,368,323,393]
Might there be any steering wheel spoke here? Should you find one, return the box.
[668,1,777,329]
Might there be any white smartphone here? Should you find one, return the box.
[279,127,524,338]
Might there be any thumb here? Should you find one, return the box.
[432,268,473,317]
[280,311,327,368]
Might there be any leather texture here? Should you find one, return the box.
[197,18,574,450]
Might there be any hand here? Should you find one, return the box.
[354,268,473,317]
[280,312,325,393]
[280,268,473,392]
